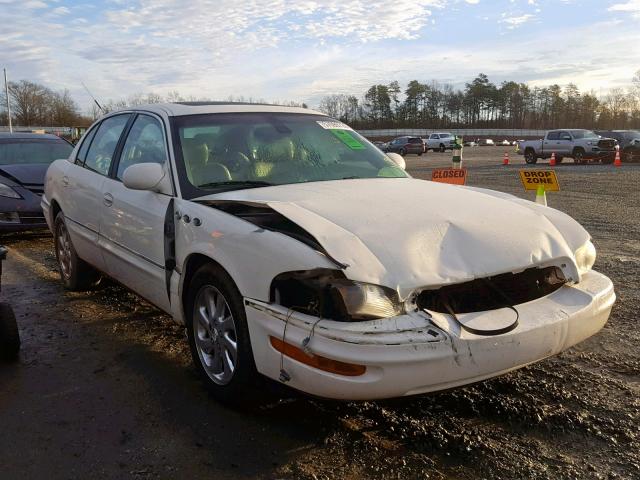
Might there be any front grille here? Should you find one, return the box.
[416,266,567,314]
[18,212,46,225]
[598,139,616,149]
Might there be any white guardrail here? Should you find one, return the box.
[358,128,547,138]
[0,126,72,135]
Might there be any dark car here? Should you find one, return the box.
[621,139,640,163]
[595,130,640,150]
[384,136,424,156]
[0,133,73,232]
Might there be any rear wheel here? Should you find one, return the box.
[399,148,406,156]
[623,150,636,162]
[439,144,445,152]
[524,150,537,164]
[54,213,99,290]
[185,263,258,404]
[0,303,19,361]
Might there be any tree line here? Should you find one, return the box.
[318,72,640,131]
[2,73,639,131]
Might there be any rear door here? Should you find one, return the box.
[99,113,174,312]
[556,131,573,156]
[543,131,560,157]
[61,114,131,271]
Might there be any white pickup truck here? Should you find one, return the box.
[425,132,456,152]
[517,129,617,164]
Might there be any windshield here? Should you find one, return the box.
[0,139,73,165]
[570,130,599,139]
[172,113,407,198]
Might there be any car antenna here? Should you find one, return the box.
[81,81,105,114]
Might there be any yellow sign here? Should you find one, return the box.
[519,170,559,191]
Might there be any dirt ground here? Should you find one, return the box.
[0,148,638,480]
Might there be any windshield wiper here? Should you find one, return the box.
[198,180,274,190]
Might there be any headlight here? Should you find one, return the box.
[575,240,596,275]
[271,269,404,321]
[0,183,21,199]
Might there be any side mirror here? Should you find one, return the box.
[386,152,406,170]
[122,163,169,193]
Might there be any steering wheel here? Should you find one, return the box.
[224,151,252,173]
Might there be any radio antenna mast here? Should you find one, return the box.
[81,81,105,114]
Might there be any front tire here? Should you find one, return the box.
[185,263,258,404]
[54,212,99,290]
[439,144,445,153]
[573,149,585,164]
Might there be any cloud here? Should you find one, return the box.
[608,0,640,18]
[500,13,535,28]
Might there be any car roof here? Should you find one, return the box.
[0,132,63,141]
[109,102,322,117]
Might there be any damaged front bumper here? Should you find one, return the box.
[245,270,615,400]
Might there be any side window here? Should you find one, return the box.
[116,115,167,180]
[84,114,131,176]
[559,131,571,140]
[547,131,559,140]
[75,126,98,165]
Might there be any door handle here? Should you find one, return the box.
[62,176,69,187]
[103,193,113,207]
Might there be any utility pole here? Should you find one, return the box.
[3,68,12,133]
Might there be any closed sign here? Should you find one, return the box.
[431,168,467,185]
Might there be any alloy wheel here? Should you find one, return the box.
[193,285,238,385]
[56,221,72,280]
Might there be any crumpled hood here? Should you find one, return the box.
[206,178,589,294]
[0,163,48,186]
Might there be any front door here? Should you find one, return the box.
[99,114,174,312]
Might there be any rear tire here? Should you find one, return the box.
[524,150,537,164]
[185,263,259,405]
[0,303,20,361]
[439,144,445,153]
[54,212,99,291]
[399,148,406,156]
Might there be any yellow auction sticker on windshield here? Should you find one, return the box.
[330,129,365,150]
[519,170,560,191]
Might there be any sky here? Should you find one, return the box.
[1,0,639,111]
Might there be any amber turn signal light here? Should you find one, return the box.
[269,336,366,377]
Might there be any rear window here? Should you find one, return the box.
[0,138,73,165]
[408,138,422,144]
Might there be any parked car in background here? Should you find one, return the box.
[0,133,73,232]
[621,138,640,162]
[500,139,510,146]
[463,140,478,147]
[42,102,614,402]
[517,129,616,164]
[385,136,424,156]
[425,132,456,152]
[594,130,640,150]
[372,141,388,151]
[478,139,495,146]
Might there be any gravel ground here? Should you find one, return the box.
[0,148,638,479]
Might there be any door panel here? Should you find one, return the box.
[100,178,172,311]
[61,162,106,271]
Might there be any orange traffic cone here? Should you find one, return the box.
[503,152,509,165]
[614,150,622,167]
[550,152,556,166]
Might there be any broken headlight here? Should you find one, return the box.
[575,240,596,275]
[270,269,403,321]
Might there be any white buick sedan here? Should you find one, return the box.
[43,103,615,402]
